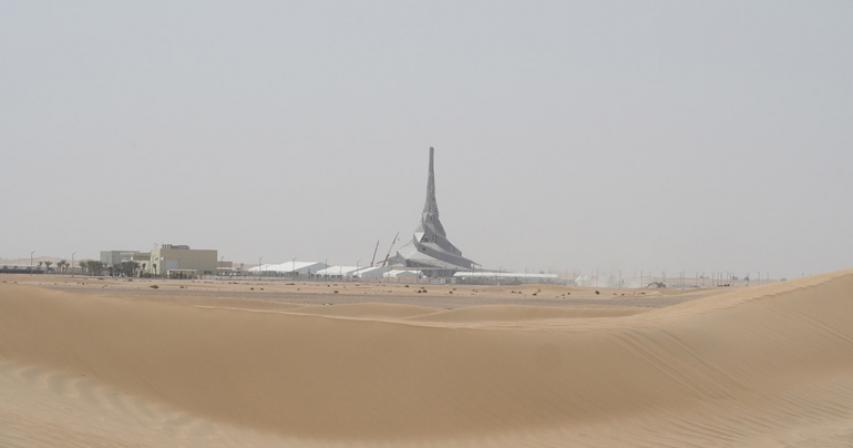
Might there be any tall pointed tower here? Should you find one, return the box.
[419,147,446,237]
[389,147,477,275]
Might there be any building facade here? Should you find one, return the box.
[100,250,147,267]
[146,244,217,277]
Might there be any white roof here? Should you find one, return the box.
[453,271,559,279]
[248,261,325,273]
[315,265,361,276]
[383,269,423,278]
[351,265,390,278]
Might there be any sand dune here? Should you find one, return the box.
[409,304,646,322]
[1,271,853,446]
[294,302,439,319]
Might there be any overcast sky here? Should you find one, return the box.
[2,1,851,278]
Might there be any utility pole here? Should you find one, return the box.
[30,250,35,268]
[258,256,263,281]
[71,251,76,277]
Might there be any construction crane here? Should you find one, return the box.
[369,240,380,267]
[382,232,399,267]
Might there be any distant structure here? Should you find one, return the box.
[145,244,217,278]
[453,271,559,285]
[249,260,327,277]
[388,147,478,277]
[100,250,148,268]
[315,265,361,278]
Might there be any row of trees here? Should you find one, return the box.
[35,260,72,272]
[24,260,141,277]
[76,260,140,277]
[78,260,105,276]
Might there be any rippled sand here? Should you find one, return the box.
[1,271,852,447]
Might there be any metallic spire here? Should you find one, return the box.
[388,146,476,272]
[423,147,438,217]
[421,147,446,237]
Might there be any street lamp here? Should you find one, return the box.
[71,251,77,277]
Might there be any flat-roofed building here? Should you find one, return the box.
[130,252,151,274]
[453,271,560,285]
[146,244,217,278]
[216,260,242,275]
[100,250,147,267]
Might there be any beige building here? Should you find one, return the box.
[146,244,217,278]
[100,250,147,267]
[130,252,152,273]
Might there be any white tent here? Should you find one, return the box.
[248,261,326,275]
[352,265,390,280]
[383,269,423,282]
[315,265,360,278]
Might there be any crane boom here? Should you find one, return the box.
[370,240,380,267]
[382,232,399,267]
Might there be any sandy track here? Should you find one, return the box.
[1,271,852,446]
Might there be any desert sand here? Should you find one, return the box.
[1,271,853,447]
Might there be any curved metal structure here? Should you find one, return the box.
[389,147,477,276]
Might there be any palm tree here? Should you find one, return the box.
[44,261,53,272]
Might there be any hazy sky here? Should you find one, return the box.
[2,1,851,278]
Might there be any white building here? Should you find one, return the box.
[383,269,423,283]
[351,265,390,280]
[146,244,218,278]
[248,261,326,276]
[315,265,361,278]
[453,271,560,284]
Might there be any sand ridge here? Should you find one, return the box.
[1,271,853,446]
